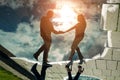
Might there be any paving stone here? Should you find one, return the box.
[82,69,93,76]
[60,73,67,78]
[113,49,120,60]
[118,12,120,31]
[115,76,120,80]
[96,60,107,69]
[81,62,87,68]
[101,4,119,31]
[86,60,97,69]
[93,69,102,76]
[107,60,117,70]
[117,61,120,70]
[106,76,115,80]
[101,48,113,60]
[46,78,53,80]
[6,55,120,80]
[111,70,120,76]
[108,31,120,48]
[102,69,111,76]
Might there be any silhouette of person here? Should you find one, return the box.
[65,65,84,80]
[31,63,52,80]
[33,10,64,66]
[65,14,86,65]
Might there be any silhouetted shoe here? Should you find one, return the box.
[66,61,73,67]
[31,63,37,72]
[79,59,85,64]
[78,65,82,69]
[42,62,52,68]
[78,65,84,73]
[66,61,73,71]
[33,54,38,61]
[65,65,72,72]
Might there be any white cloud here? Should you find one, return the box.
[0,21,41,59]
[0,0,35,9]
[0,18,105,61]
[0,0,7,5]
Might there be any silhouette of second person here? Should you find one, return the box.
[65,65,84,80]
[33,10,63,66]
[65,14,86,65]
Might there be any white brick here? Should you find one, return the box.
[101,4,119,31]
[86,60,96,69]
[108,31,120,48]
[102,70,111,76]
[118,12,120,31]
[113,49,120,60]
[82,69,93,76]
[106,76,115,80]
[96,60,106,69]
[115,77,120,80]
[107,60,117,70]
[101,48,113,60]
[81,63,87,69]
[98,76,107,80]
[111,70,120,76]
[117,61,120,70]
[93,69,102,76]
[107,0,120,3]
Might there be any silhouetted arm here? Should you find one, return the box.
[48,22,64,34]
[53,30,65,34]
[65,25,76,32]
[52,25,64,34]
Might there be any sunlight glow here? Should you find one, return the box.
[53,4,77,31]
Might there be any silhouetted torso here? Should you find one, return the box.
[75,20,86,38]
[40,16,54,40]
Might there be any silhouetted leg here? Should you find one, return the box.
[31,63,41,80]
[73,72,81,80]
[76,47,85,64]
[68,37,79,61]
[76,47,83,60]
[43,40,51,63]
[74,65,84,80]
[33,44,45,61]
[68,48,75,61]
[40,64,52,80]
[67,42,75,69]
[66,49,74,71]
[68,72,72,80]
[65,63,72,80]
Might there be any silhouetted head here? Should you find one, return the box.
[77,14,85,22]
[46,10,54,18]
